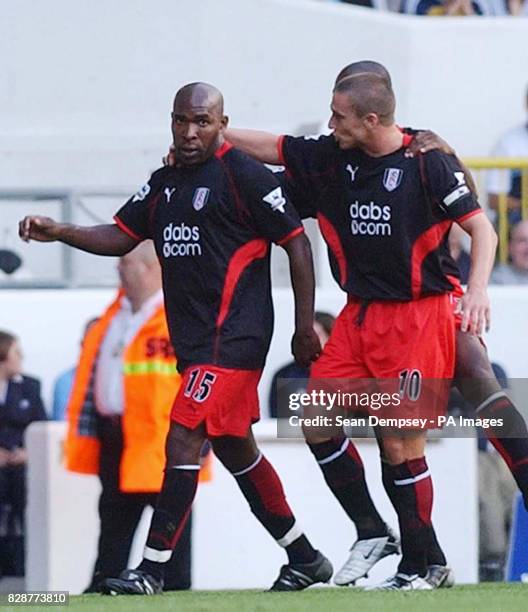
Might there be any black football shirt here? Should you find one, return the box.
[114,142,304,371]
[279,133,481,301]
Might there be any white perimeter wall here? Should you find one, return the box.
[1,0,527,191]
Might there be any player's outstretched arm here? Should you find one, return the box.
[281,233,321,367]
[225,128,281,165]
[457,213,498,335]
[18,216,138,256]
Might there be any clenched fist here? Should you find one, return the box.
[19,216,62,243]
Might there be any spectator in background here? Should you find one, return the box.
[487,86,528,225]
[491,220,528,284]
[487,0,528,13]
[268,312,335,418]
[51,317,99,421]
[401,0,490,15]
[0,331,47,577]
[64,242,206,593]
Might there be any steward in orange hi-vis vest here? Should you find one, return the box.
[64,291,211,492]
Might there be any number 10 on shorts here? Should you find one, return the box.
[184,368,217,403]
[398,369,422,401]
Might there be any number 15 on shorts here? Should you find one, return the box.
[184,368,217,403]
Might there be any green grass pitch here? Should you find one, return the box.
[3,584,527,612]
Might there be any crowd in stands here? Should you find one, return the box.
[319,0,528,15]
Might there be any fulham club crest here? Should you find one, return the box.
[192,187,210,211]
[383,168,403,192]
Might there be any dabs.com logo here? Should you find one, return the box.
[162,223,202,257]
[349,201,392,237]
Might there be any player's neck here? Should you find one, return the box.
[361,125,403,158]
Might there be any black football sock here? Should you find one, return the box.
[381,458,446,567]
[308,437,387,539]
[231,453,317,565]
[385,457,433,577]
[137,465,199,582]
[476,391,528,508]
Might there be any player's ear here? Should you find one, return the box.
[364,113,379,129]
[220,115,229,131]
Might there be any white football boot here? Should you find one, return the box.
[365,571,433,591]
[333,526,401,586]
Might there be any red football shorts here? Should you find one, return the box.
[171,365,262,438]
[309,293,456,422]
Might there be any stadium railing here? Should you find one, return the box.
[0,189,130,288]
[463,158,528,263]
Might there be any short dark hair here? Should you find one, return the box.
[0,330,16,362]
[335,73,395,126]
[314,311,335,337]
[335,61,392,88]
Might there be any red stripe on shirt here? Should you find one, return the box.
[277,135,286,165]
[410,220,452,300]
[276,226,304,246]
[402,133,414,148]
[215,141,234,159]
[113,215,143,241]
[317,212,348,288]
[456,208,483,224]
[216,239,269,332]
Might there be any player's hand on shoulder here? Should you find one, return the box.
[163,144,177,167]
[457,286,490,336]
[405,130,455,158]
[18,215,62,243]
[291,327,322,368]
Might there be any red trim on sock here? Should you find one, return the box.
[401,457,433,526]
[345,439,365,471]
[488,436,514,470]
[246,456,293,517]
[169,507,192,549]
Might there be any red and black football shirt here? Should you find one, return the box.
[279,133,481,301]
[114,142,304,371]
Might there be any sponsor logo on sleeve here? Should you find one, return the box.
[132,182,151,202]
[263,187,286,213]
[443,172,470,207]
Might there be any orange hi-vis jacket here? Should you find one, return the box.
[64,291,181,493]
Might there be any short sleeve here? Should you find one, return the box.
[114,168,166,240]
[236,160,304,245]
[275,171,317,220]
[279,134,336,203]
[422,151,482,223]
